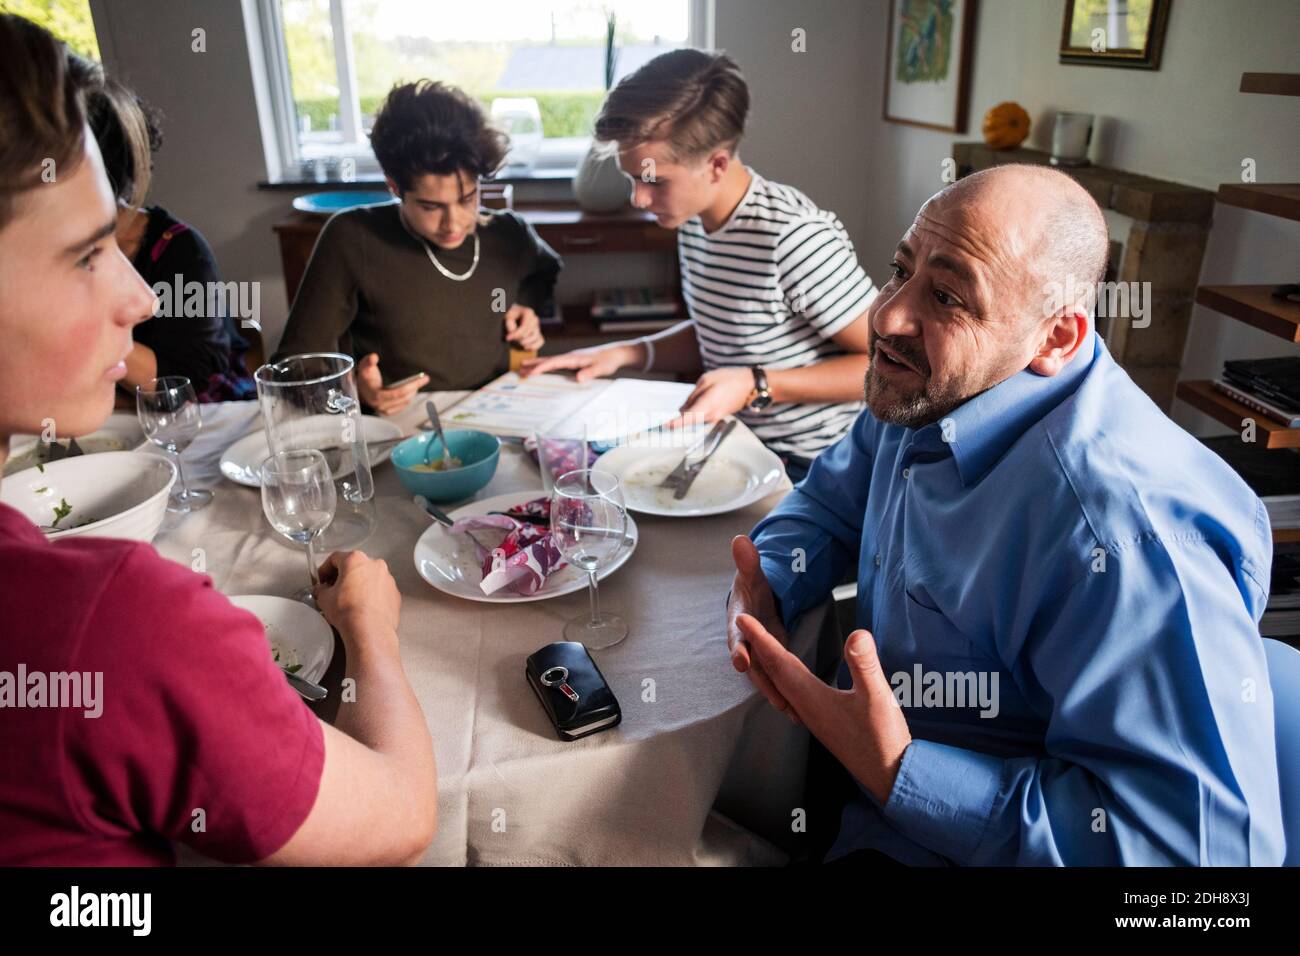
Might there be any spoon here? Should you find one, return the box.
[284,669,328,701]
[424,399,461,471]
[414,493,490,553]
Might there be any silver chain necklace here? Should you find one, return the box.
[400,208,480,281]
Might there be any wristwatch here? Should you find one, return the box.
[747,365,773,411]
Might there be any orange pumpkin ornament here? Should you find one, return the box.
[982,102,1031,150]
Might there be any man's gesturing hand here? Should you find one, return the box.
[736,615,913,805]
[727,535,798,721]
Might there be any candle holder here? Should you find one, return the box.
[1050,111,1094,167]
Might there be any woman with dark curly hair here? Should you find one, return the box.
[274,80,563,414]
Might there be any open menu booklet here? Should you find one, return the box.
[440,372,695,443]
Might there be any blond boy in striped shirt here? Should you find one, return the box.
[521,49,876,480]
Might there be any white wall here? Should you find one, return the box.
[713,0,876,251]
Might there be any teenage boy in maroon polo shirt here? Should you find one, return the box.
[0,14,437,866]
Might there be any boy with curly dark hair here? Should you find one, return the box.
[276,80,562,413]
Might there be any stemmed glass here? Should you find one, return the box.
[550,468,629,649]
[136,376,212,513]
[260,450,336,606]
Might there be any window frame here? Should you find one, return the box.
[250,0,714,182]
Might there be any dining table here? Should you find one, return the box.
[155,392,842,866]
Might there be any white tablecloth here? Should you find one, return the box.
[156,397,835,866]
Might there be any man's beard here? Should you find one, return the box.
[863,335,968,429]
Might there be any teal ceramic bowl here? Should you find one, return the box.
[392,429,500,503]
[291,190,396,215]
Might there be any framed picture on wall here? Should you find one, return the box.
[1059,0,1172,69]
[882,0,978,132]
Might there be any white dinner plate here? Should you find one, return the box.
[594,434,787,517]
[3,412,146,477]
[413,489,638,604]
[219,415,404,486]
[228,594,334,685]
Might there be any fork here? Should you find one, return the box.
[658,420,728,490]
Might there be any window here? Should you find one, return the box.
[1,0,99,59]
[255,0,707,181]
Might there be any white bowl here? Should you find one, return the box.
[0,451,177,543]
[227,594,334,684]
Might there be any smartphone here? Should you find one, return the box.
[383,372,426,390]
[525,641,621,741]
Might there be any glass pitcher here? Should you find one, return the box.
[254,353,376,550]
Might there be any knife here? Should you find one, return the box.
[659,419,728,489]
[673,419,737,499]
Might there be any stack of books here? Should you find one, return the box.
[1202,436,1300,643]
[1212,356,1300,428]
[1201,437,1300,531]
[1262,548,1300,641]
[590,287,681,333]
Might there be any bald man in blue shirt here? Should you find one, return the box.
[727,164,1284,866]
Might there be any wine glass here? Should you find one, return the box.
[260,450,336,606]
[550,468,629,649]
[136,376,212,513]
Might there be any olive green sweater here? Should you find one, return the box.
[274,202,562,391]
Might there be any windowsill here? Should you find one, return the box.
[257,166,578,190]
[261,135,590,191]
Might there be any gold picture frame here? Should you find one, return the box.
[1059,0,1172,70]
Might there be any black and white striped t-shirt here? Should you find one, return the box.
[679,169,877,458]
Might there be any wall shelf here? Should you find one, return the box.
[1195,285,1300,342]
[1239,73,1300,96]
[1215,183,1300,223]
[1175,381,1300,449]
[1177,70,1300,603]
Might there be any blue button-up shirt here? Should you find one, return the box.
[751,331,1284,865]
